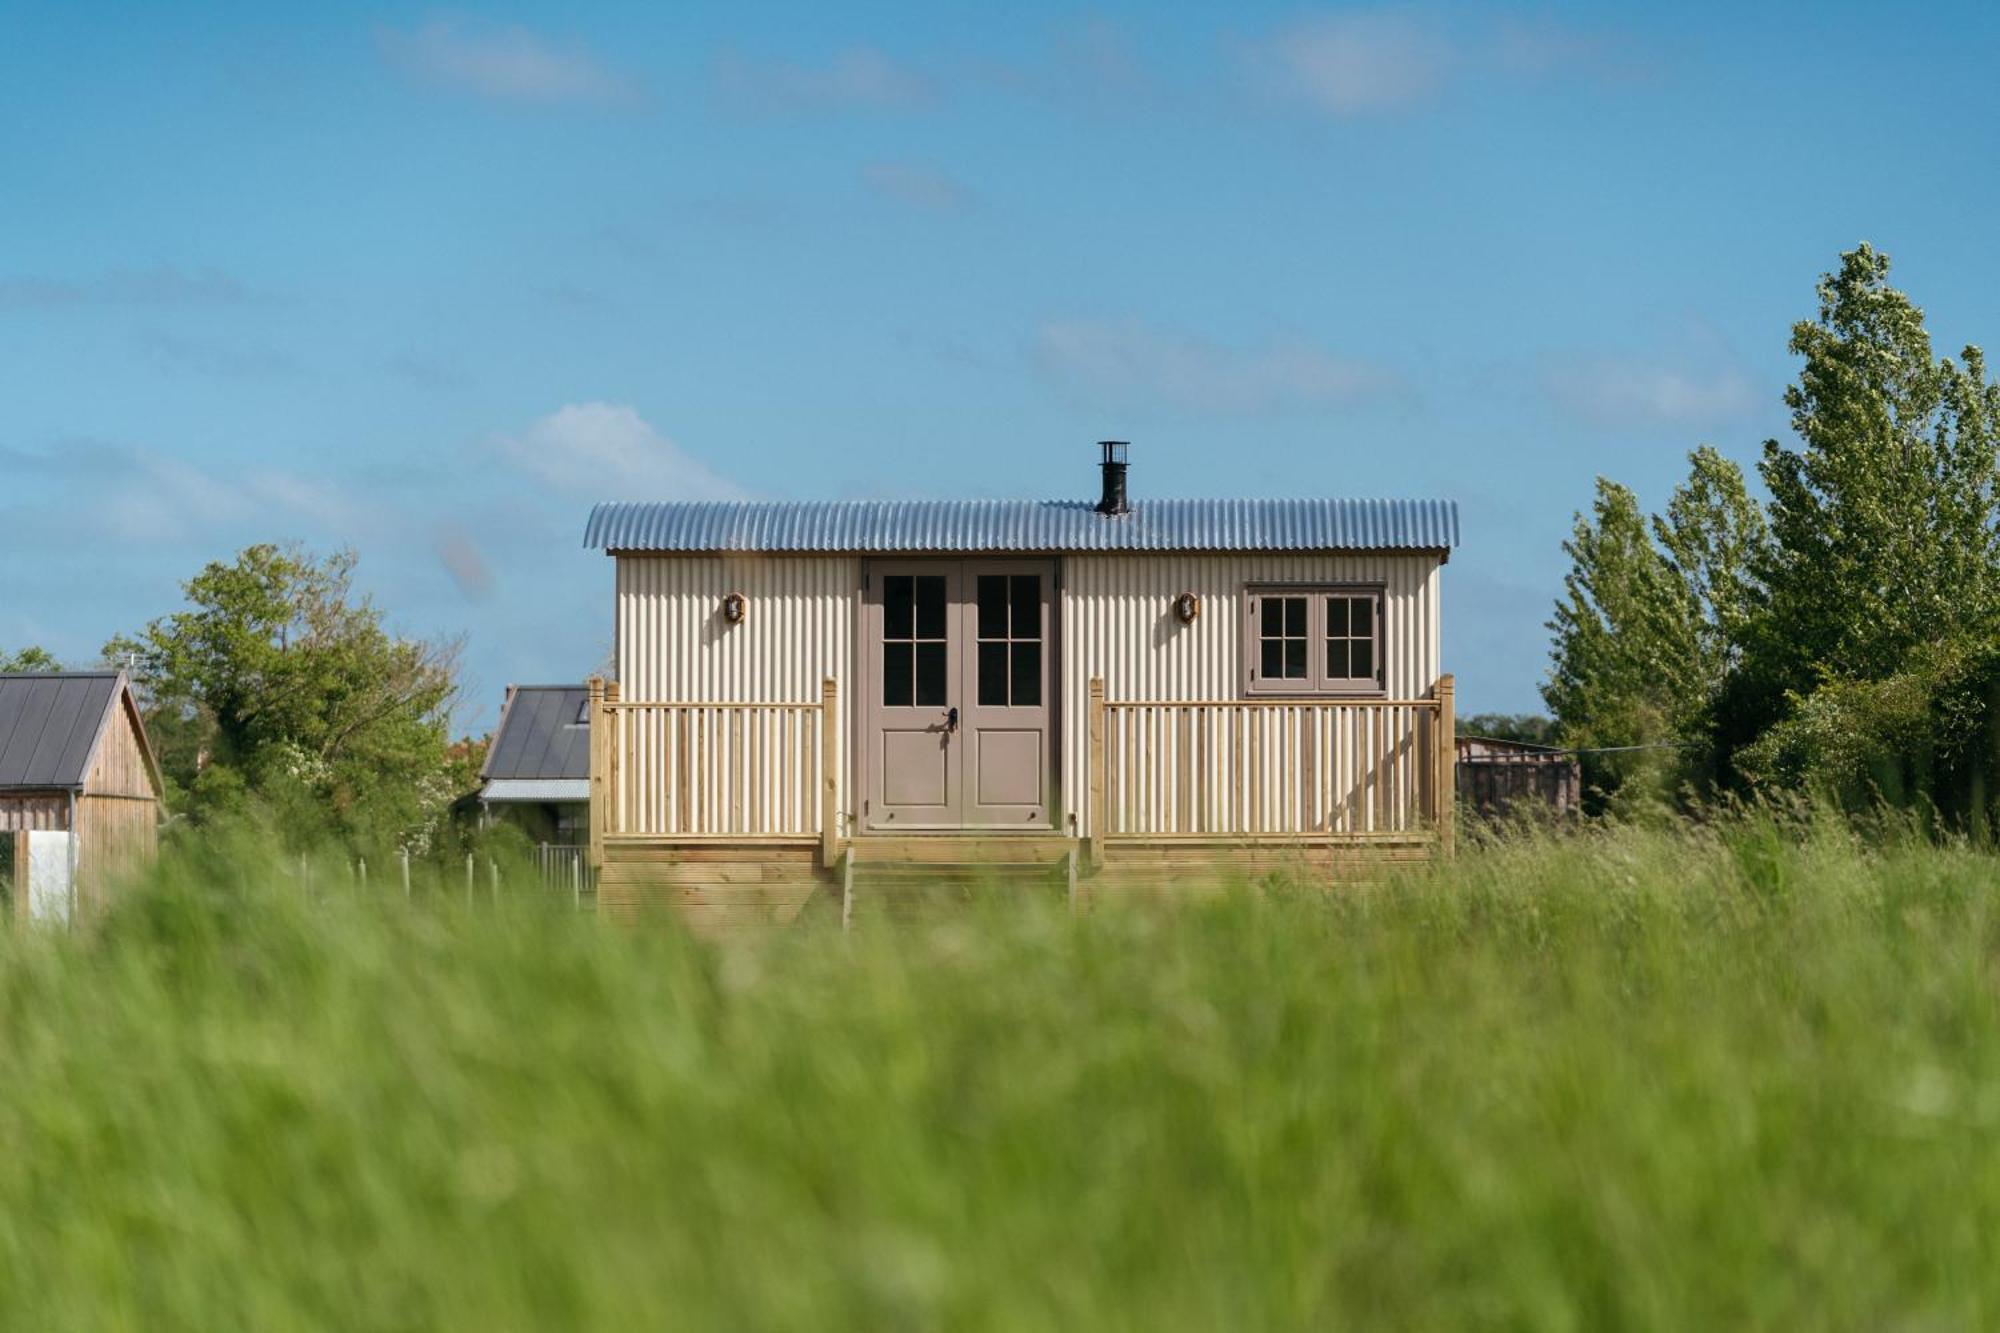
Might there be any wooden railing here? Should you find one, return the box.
[1088,676,1455,851]
[589,678,839,867]
[534,843,593,902]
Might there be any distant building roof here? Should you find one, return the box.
[585,498,1460,555]
[0,672,159,792]
[481,686,590,795]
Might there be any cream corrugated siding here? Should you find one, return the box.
[1061,553,1442,837]
[613,550,1442,840]
[615,555,856,828]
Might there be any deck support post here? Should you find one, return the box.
[1435,673,1456,858]
[1087,677,1107,868]
[820,677,840,870]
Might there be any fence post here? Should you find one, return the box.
[587,676,608,870]
[1435,674,1456,859]
[400,849,411,898]
[820,677,839,870]
[490,858,499,906]
[465,853,474,904]
[1087,677,1106,868]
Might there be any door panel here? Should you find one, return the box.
[863,560,1054,831]
[867,566,961,826]
[960,562,1053,825]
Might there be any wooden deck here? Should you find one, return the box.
[596,831,1440,934]
[588,673,1456,933]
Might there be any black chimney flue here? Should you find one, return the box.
[1097,440,1130,515]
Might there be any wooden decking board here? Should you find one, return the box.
[595,832,1435,929]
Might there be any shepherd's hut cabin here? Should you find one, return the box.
[581,444,1459,926]
[0,672,164,924]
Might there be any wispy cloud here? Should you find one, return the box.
[1240,8,1647,117]
[0,265,281,311]
[1248,11,1450,116]
[1037,319,1395,415]
[488,403,743,499]
[860,162,975,214]
[714,46,936,115]
[137,329,300,380]
[377,17,642,108]
[977,16,1156,113]
[1544,358,1760,429]
[0,439,357,544]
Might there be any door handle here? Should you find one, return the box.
[946,706,959,733]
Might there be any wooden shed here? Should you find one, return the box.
[1455,735,1581,822]
[0,672,164,923]
[581,444,1460,927]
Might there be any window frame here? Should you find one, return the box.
[1242,583,1387,698]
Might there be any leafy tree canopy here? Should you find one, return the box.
[108,544,467,851]
[0,646,62,672]
[1546,244,2000,822]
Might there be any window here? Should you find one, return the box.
[975,573,1043,708]
[1245,586,1385,695]
[881,573,949,708]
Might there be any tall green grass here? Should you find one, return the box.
[2,816,1998,1330]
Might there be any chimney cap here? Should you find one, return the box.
[1096,440,1130,515]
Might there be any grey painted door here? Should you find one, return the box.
[961,562,1053,826]
[863,561,1053,831]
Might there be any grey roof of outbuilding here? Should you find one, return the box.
[0,672,127,790]
[584,498,1459,554]
[481,686,591,783]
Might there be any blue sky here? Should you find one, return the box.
[4,1,1998,730]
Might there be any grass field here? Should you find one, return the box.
[2,815,1997,1330]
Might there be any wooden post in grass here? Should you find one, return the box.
[1435,674,1456,859]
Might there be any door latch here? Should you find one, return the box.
[946,706,960,733]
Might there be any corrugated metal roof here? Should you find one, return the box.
[584,498,1459,554]
[481,686,590,782]
[0,673,122,790]
[481,778,590,804]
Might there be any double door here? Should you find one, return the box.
[863,561,1054,830]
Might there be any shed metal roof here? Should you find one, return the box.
[584,498,1459,554]
[0,673,125,790]
[481,686,590,784]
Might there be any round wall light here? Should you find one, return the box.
[721,591,748,624]
[1173,591,1200,624]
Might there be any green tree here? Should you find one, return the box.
[1740,245,2000,803]
[1544,446,1770,804]
[1543,479,1697,803]
[108,544,466,850]
[0,646,61,672]
[1754,244,2000,690]
[1456,714,1559,746]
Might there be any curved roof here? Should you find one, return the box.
[584,498,1458,554]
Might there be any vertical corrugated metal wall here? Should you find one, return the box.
[1062,553,1442,838]
[615,555,857,823]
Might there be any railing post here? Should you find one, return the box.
[1087,677,1106,867]
[587,676,608,869]
[820,676,840,870]
[1435,674,1456,858]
